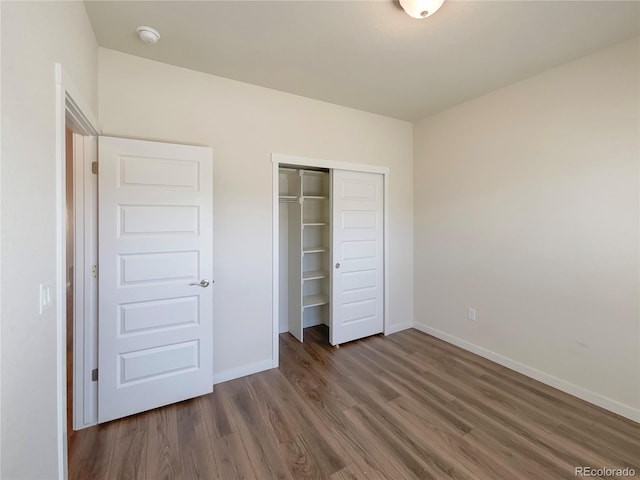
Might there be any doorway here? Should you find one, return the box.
[64,125,99,436]
[56,63,101,478]
[62,132,215,430]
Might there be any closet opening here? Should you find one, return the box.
[278,166,331,343]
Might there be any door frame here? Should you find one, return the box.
[55,64,100,478]
[271,153,390,367]
[69,132,99,431]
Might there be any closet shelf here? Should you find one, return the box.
[303,222,327,227]
[303,195,328,200]
[303,247,327,254]
[279,195,298,202]
[303,270,328,281]
[303,294,329,308]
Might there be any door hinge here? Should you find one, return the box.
[91,161,98,175]
[91,265,98,278]
[91,368,98,382]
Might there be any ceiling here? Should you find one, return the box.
[85,1,640,121]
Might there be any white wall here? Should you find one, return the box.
[414,38,640,420]
[98,48,414,380]
[0,2,98,478]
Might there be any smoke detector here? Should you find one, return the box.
[136,26,160,45]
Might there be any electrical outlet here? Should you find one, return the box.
[467,307,476,321]
[39,281,53,314]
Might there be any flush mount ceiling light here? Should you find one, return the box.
[399,0,445,19]
[136,25,161,45]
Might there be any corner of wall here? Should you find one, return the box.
[411,38,640,421]
[413,322,640,422]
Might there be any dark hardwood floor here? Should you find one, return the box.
[69,327,640,479]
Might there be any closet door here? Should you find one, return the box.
[331,170,384,345]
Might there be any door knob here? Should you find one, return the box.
[190,279,211,287]
[335,263,341,269]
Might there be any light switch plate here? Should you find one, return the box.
[40,281,53,314]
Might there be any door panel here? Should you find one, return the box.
[118,296,199,333]
[98,136,213,423]
[331,170,384,345]
[119,205,200,235]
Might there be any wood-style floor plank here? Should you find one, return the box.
[144,407,182,480]
[69,327,640,480]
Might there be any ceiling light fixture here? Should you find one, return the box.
[399,0,445,19]
[136,26,161,45]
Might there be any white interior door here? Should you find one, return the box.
[98,136,213,423]
[331,170,384,345]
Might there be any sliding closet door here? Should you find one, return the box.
[331,170,384,345]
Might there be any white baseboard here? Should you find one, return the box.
[386,322,413,335]
[413,322,640,423]
[303,319,329,329]
[212,359,274,385]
